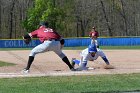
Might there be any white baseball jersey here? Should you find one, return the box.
[80,48,106,64]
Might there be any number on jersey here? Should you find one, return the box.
[44,29,53,32]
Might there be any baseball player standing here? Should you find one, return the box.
[22,21,75,73]
[71,44,114,71]
[89,26,99,48]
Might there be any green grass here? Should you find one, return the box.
[0,61,16,67]
[0,73,140,93]
[0,46,140,93]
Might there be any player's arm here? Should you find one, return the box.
[91,39,99,48]
[101,56,110,65]
[23,30,38,45]
[102,56,115,69]
[95,40,99,48]
[99,49,114,69]
[29,30,38,38]
[98,49,109,65]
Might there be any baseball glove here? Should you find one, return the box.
[23,34,31,45]
[24,38,31,44]
[104,65,115,69]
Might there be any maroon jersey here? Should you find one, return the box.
[89,31,99,38]
[30,26,61,42]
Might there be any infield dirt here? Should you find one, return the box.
[0,50,140,78]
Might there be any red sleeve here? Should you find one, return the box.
[30,30,38,38]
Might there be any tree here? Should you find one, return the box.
[100,0,112,36]
[23,0,74,35]
[1,0,140,38]
[9,0,16,39]
[0,0,1,38]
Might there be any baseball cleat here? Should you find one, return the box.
[70,68,76,71]
[21,68,30,74]
[71,58,76,68]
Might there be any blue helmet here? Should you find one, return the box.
[88,44,97,53]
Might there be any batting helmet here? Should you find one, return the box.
[88,44,97,53]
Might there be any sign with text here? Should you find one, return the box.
[0,40,41,48]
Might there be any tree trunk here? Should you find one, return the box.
[9,0,16,39]
[0,0,1,38]
[100,0,113,36]
[120,0,128,36]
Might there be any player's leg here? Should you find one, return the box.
[52,41,75,71]
[71,58,80,68]
[72,59,80,64]
[75,56,88,71]
[76,61,88,71]
[23,41,51,72]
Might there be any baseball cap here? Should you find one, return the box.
[88,44,97,53]
[40,21,49,27]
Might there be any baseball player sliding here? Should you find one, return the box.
[22,21,75,73]
[71,44,114,71]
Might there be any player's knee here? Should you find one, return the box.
[29,51,37,57]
